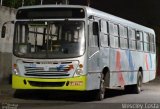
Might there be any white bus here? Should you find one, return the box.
[1,5,156,100]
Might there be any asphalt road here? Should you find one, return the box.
[0,78,160,109]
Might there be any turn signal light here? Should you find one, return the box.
[79,64,83,68]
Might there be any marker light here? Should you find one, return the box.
[13,64,17,68]
[79,64,83,68]
[13,64,19,75]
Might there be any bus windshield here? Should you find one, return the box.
[13,21,85,59]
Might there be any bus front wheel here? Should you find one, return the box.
[95,73,106,100]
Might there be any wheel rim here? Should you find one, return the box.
[137,73,142,92]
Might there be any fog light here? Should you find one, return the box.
[13,69,19,75]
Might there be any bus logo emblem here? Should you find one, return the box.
[44,66,49,71]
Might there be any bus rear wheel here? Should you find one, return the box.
[125,71,143,94]
[134,71,143,94]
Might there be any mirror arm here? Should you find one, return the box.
[3,20,14,26]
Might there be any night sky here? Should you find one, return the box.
[68,0,160,27]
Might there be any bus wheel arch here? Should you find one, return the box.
[102,67,110,87]
[95,67,110,101]
[139,67,143,82]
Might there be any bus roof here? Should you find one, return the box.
[18,5,155,34]
[85,7,155,34]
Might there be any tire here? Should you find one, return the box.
[125,71,143,94]
[95,73,106,100]
[133,71,143,94]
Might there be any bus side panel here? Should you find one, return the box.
[130,51,149,83]
[131,52,156,83]
[87,49,101,90]
[143,52,151,83]
[99,47,110,86]
[109,49,151,87]
[124,50,139,85]
[123,50,138,86]
[150,54,156,81]
[145,53,156,82]
[87,47,110,90]
[86,73,101,90]
[99,47,110,69]
[109,49,136,87]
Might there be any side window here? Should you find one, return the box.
[149,34,156,53]
[143,32,150,52]
[136,31,143,51]
[100,20,109,47]
[109,22,119,48]
[100,20,108,34]
[119,25,128,49]
[89,21,98,47]
[128,28,136,50]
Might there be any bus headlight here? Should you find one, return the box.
[75,69,83,76]
[74,64,84,76]
[13,64,20,75]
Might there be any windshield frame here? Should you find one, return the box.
[13,19,86,59]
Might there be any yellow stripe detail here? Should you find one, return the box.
[12,75,86,91]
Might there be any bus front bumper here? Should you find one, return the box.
[12,75,86,91]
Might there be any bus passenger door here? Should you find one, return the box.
[88,20,100,73]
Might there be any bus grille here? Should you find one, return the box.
[28,81,65,87]
[24,66,70,77]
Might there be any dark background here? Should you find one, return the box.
[42,0,160,27]
[3,0,160,27]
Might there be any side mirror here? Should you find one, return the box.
[93,22,99,36]
[1,25,6,38]
[136,31,140,40]
[1,21,14,38]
